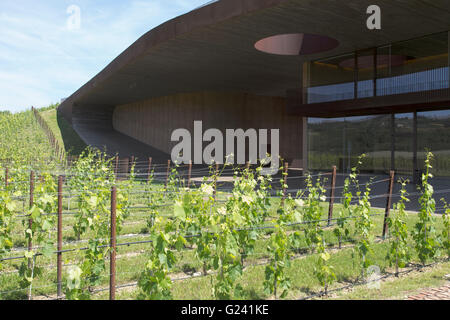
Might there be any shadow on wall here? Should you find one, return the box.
[55,109,87,155]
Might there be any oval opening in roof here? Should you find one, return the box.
[255,33,339,56]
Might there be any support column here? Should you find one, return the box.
[302,117,308,172]
[448,31,450,89]
[390,113,395,171]
[342,119,347,174]
[354,51,359,99]
[413,111,418,184]
[296,62,309,173]
[373,47,378,97]
[302,62,310,104]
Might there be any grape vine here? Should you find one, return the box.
[386,180,411,276]
[412,152,439,266]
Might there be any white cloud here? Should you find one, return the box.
[0,0,207,112]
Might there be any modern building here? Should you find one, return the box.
[58,0,450,179]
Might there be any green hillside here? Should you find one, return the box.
[0,109,55,164]
[40,107,86,156]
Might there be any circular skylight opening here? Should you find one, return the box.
[255,33,339,56]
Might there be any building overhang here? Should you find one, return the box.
[59,0,450,122]
[287,88,450,118]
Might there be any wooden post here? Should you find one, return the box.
[165,160,171,189]
[147,157,153,182]
[28,171,35,270]
[123,157,130,180]
[129,156,135,179]
[5,167,8,189]
[281,162,289,208]
[213,163,219,200]
[391,113,395,171]
[327,166,337,226]
[187,160,192,188]
[382,170,395,239]
[57,176,63,298]
[244,161,250,180]
[114,156,119,178]
[110,186,117,300]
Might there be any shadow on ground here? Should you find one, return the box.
[56,110,87,155]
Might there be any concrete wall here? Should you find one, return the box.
[112,91,306,168]
[72,105,115,132]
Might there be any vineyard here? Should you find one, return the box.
[0,109,449,300]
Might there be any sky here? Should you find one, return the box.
[0,0,209,112]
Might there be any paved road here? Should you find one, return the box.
[74,126,170,163]
[72,122,450,212]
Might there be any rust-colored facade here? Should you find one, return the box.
[113,92,306,167]
[58,0,450,175]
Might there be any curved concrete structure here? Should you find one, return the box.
[112,91,305,164]
[58,0,450,164]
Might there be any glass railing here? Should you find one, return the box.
[377,67,449,96]
[307,67,449,104]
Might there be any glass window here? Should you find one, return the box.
[417,110,450,176]
[308,115,392,174]
[378,32,449,96]
[307,53,355,103]
[307,117,346,171]
[306,31,449,104]
[307,111,450,177]
[394,113,414,176]
[357,49,376,98]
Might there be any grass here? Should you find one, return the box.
[1,186,448,300]
[40,108,86,155]
[329,260,450,300]
[1,110,448,300]
[0,109,55,163]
